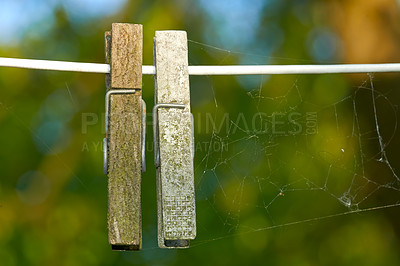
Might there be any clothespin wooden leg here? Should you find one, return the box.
[104,23,144,250]
[153,31,196,248]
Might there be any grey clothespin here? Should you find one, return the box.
[153,31,196,248]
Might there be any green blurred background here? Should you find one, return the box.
[1,0,400,265]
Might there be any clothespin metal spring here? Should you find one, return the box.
[152,103,195,168]
[103,89,147,174]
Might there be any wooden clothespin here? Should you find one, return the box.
[104,23,145,250]
[153,31,196,248]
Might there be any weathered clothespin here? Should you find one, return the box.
[104,23,145,250]
[153,31,196,248]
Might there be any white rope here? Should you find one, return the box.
[2,57,400,75]
[188,64,400,75]
[0,57,110,73]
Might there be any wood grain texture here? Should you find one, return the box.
[105,31,111,89]
[154,31,196,248]
[106,23,142,250]
[111,23,142,89]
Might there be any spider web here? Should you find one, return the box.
[187,41,400,247]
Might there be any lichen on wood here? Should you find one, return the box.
[154,31,196,248]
